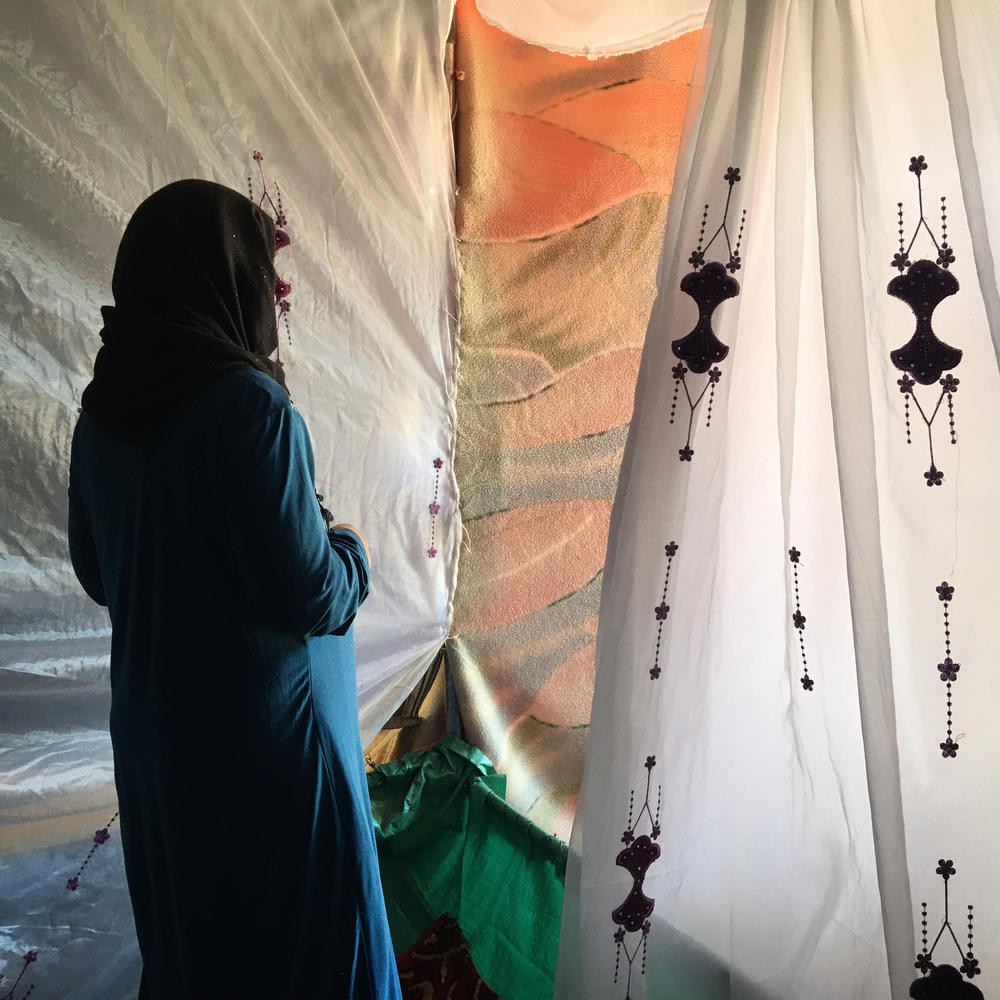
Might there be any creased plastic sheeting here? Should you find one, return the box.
[558,1,1000,998]
[476,0,707,57]
[0,0,456,994]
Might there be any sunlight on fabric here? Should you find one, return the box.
[476,0,708,57]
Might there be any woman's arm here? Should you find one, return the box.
[67,459,108,607]
[218,395,370,637]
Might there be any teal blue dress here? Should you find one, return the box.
[69,368,401,999]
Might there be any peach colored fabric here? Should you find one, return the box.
[450,0,699,839]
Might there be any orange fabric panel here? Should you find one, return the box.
[451,0,699,839]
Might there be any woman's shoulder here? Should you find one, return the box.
[209,368,295,420]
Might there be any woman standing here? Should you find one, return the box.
[69,180,401,998]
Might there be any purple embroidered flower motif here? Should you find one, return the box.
[671,363,687,380]
[67,876,80,891]
[936,582,954,602]
[252,150,264,163]
[428,502,440,515]
[914,951,934,974]
[433,457,443,469]
[93,827,111,845]
[644,755,656,770]
[649,665,661,679]
[274,228,291,252]
[25,949,38,963]
[801,675,814,691]
[897,374,915,393]
[792,611,806,631]
[940,738,958,758]
[940,374,960,394]
[937,243,955,268]
[614,928,626,944]
[278,299,291,315]
[962,954,981,978]
[654,603,669,621]
[679,445,694,462]
[726,253,742,273]
[892,252,911,272]
[925,466,944,487]
[708,366,722,384]
[937,658,960,682]
[621,829,634,845]
[275,275,292,301]
[664,541,678,557]
[909,154,928,175]
[788,547,801,563]
[427,547,437,559]
[936,859,956,880]
[724,166,741,184]
[688,249,705,268]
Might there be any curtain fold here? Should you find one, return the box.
[557,1,1000,997]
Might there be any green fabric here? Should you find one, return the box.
[369,735,568,1000]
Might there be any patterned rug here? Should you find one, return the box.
[396,913,501,1000]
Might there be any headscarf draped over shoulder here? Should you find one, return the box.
[81,179,288,442]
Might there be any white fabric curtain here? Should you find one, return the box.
[0,1,456,994]
[557,1,1000,997]
[475,0,706,57]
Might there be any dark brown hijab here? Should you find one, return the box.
[81,179,288,442]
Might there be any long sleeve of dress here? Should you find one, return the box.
[68,471,107,607]
[218,394,370,638]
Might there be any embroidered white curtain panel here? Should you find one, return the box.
[556,1,1000,997]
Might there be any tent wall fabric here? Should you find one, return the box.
[450,0,701,843]
[557,1,1000,997]
[475,0,707,59]
[0,0,456,993]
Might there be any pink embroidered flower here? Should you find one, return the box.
[427,547,437,558]
[428,502,440,515]
[93,827,110,845]
[433,457,443,469]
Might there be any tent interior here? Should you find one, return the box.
[3,1,1000,998]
